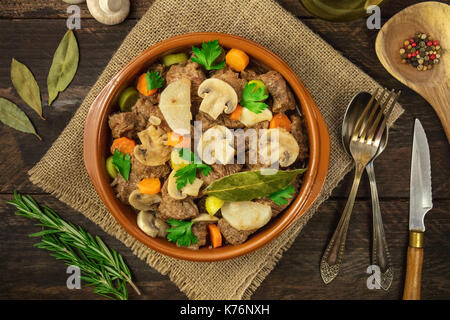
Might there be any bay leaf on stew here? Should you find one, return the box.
[0,98,41,140]
[10,58,43,119]
[47,29,79,106]
[204,168,307,201]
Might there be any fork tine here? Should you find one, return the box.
[359,89,387,141]
[366,89,395,142]
[352,88,379,139]
[372,91,401,146]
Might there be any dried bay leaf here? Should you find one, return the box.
[47,29,79,106]
[204,168,307,201]
[10,58,43,119]
[0,98,41,140]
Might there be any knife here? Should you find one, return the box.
[403,119,433,300]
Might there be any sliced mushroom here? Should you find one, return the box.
[258,128,300,167]
[192,214,219,223]
[198,79,238,120]
[134,125,172,166]
[86,0,130,25]
[149,115,161,126]
[197,125,235,165]
[159,78,192,135]
[239,107,273,127]
[137,211,168,238]
[221,201,272,231]
[128,190,161,211]
[167,170,204,200]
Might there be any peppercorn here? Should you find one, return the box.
[433,40,439,46]
[399,32,443,71]
[417,64,424,71]
[400,48,406,55]
[426,40,432,46]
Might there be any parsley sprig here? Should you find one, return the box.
[112,149,131,181]
[166,219,198,247]
[145,70,164,92]
[240,82,269,114]
[174,148,212,190]
[191,40,226,70]
[6,192,140,300]
[269,185,296,206]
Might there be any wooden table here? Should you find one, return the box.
[0,0,449,300]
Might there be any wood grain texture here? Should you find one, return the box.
[403,246,423,300]
[0,0,449,300]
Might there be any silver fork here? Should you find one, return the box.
[320,89,397,284]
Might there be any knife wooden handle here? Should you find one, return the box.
[403,231,424,300]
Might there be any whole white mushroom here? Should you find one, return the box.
[86,0,130,25]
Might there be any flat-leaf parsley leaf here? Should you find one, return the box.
[191,40,226,71]
[112,149,131,181]
[240,82,269,114]
[145,70,164,92]
[166,219,198,247]
[174,148,212,190]
[269,185,296,206]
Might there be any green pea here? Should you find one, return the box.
[106,156,117,179]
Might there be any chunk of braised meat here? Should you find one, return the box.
[109,112,136,139]
[132,96,171,132]
[241,70,296,113]
[290,114,309,162]
[113,157,171,204]
[166,60,206,115]
[199,163,243,186]
[195,111,244,131]
[217,219,256,245]
[187,222,210,250]
[212,67,246,99]
[157,179,199,221]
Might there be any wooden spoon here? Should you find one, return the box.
[375,1,450,142]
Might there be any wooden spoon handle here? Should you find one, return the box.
[425,84,450,143]
[403,231,424,300]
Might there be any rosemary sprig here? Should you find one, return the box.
[6,191,141,300]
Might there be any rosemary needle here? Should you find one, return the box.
[6,191,141,300]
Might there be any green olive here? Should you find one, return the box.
[162,53,188,67]
[106,156,117,179]
[248,80,268,96]
[118,87,139,112]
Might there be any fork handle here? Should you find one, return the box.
[366,162,393,290]
[320,163,364,284]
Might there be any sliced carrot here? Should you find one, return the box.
[225,49,249,72]
[110,137,136,155]
[137,73,158,96]
[165,132,191,148]
[138,178,161,195]
[270,113,291,132]
[208,224,222,248]
[229,104,243,121]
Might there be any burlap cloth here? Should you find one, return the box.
[28,0,403,299]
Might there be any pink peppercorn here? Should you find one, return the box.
[426,41,432,46]
[412,42,417,47]
[430,54,436,60]
[409,38,414,43]
[407,53,412,59]
[433,40,439,46]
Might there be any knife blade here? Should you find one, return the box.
[409,118,433,232]
[403,118,433,300]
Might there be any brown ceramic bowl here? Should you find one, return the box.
[84,33,330,261]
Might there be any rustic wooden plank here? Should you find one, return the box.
[1,195,449,299]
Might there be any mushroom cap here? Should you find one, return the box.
[137,211,168,238]
[134,126,172,166]
[86,0,130,25]
[167,170,204,200]
[197,125,235,165]
[128,190,161,211]
[198,78,238,120]
[63,0,86,4]
[258,128,300,167]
